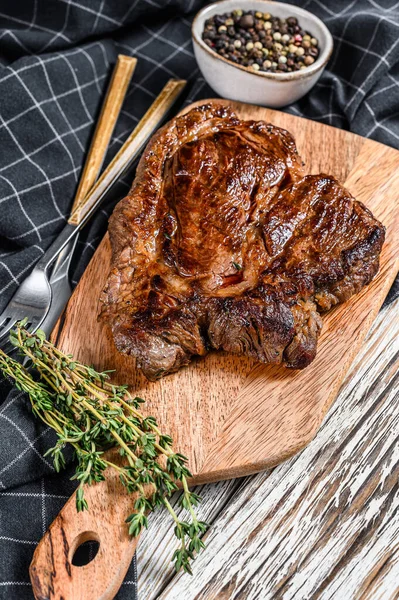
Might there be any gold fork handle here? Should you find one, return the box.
[69,54,137,222]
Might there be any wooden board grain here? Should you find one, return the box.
[54,99,399,483]
[31,100,399,600]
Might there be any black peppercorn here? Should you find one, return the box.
[215,39,227,49]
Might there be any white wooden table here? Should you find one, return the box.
[136,296,399,599]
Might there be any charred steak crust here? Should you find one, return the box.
[99,104,385,380]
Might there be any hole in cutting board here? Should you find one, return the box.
[70,531,100,567]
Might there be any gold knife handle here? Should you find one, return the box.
[68,54,137,223]
[68,79,187,227]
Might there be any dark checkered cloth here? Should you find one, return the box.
[0,1,398,598]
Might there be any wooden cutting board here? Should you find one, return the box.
[30,100,399,600]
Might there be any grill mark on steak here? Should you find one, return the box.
[99,104,385,381]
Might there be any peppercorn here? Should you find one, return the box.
[239,14,254,28]
[201,9,320,74]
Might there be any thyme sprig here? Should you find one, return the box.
[0,321,207,574]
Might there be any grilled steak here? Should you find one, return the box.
[99,104,385,380]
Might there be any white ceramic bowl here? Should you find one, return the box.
[192,0,333,107]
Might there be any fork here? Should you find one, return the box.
[45,54,138,336]
[0,55,137,349]
[0,55,137,347]
[0,77,187,349]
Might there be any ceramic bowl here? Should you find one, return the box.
[192,0,333,107]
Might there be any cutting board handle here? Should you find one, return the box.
[30,477,147,600]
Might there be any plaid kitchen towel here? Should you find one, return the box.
[0,1,399,598]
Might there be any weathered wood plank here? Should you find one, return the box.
[137,478,242,598]
[135,298,399,599]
